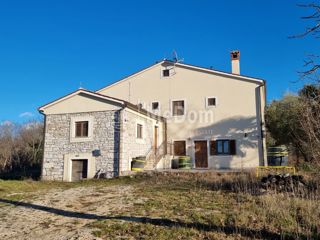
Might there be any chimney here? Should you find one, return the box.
[230,50,240,75]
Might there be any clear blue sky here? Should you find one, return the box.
[0,0,317,123]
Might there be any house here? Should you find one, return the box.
[39,50,267,181]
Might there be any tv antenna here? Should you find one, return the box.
[172,50,184,64]
[167,50,184,76]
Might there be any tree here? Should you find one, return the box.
[0,120,44,179]
[265,94,310,162]
[0,122,16,171]
[296,85,320,163]
[292,3,320,80]
[266,84,320,165]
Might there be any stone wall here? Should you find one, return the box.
[42,111,120,181]
[119,109,158,172]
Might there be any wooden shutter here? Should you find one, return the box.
[230,140,236,155]
[82,122,88,137]
[210,140,216,155]
[75,121,89,137]
[75,122,82,137]
[174,141,186,156]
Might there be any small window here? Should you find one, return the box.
[174,141,186,156]
[163,69,170,77]
[137,124,143,139]
[207,97,216,107]
[75,121,89,138]
[210,140,236,155]
[172,100,185,116]
[152,102,159,110]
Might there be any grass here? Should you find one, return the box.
[88,172,320,239]
[0,172,319,239]
[0,175,142,201]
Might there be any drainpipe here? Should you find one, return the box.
[38,110,46,180]
[117,109,123,177]
[259,82,267,166]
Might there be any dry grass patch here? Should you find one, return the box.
[89,172,320,239]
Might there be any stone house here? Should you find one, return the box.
[39,51,267,181]
[39,90,165,181]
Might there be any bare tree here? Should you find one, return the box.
[0,122,16,171]
[291,3,320,80]
[0,120,44,178]
[16,121,44,166]
[296,102,320,164]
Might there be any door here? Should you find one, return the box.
[194,141,208,168]
[72,160,88,181]
[154,126,158,152]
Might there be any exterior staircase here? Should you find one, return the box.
[144,141,172,170]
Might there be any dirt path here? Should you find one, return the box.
[0,184,135,240]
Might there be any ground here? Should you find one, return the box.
[0,172,319,240]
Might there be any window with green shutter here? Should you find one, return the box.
[210,140,236,155]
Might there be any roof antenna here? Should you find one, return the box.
[79,81,83,89]
[172,50,184,63]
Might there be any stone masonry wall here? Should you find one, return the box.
[120,109,156,172]
[42,111,120,180]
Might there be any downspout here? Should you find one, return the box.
[117,109,123,177]
[259,82,267,166]
[38,110,46,180]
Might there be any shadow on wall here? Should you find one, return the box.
[0,198,304,239]
[193,116,259,168]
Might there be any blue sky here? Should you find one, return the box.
[0,0,317,122]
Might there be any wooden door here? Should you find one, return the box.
[194,141,208,168]
[154,126,158,152]
[72,160,88,181]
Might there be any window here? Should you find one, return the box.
[137,124,143,139]
[152,102,159,110]
[172,100,185,116]
[163,69,170,77]
[174,141,186,156]
[207,97,216,107]
[75,121,89,138]
[70,116,94,142]
[210,140,236,155]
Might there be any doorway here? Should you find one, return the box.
[194,141,208,168]
[71,159,88,181]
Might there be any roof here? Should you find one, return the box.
[38,88,165,121]
[96,59,265,93]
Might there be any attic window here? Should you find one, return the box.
[152,102,159,110]
[163,69,170,77]
[207,97,217,107]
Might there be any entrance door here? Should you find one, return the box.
[194,141,208,168]
[72,160,88,181]
[154,126,158,152]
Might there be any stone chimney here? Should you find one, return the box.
[231,50,240,75]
